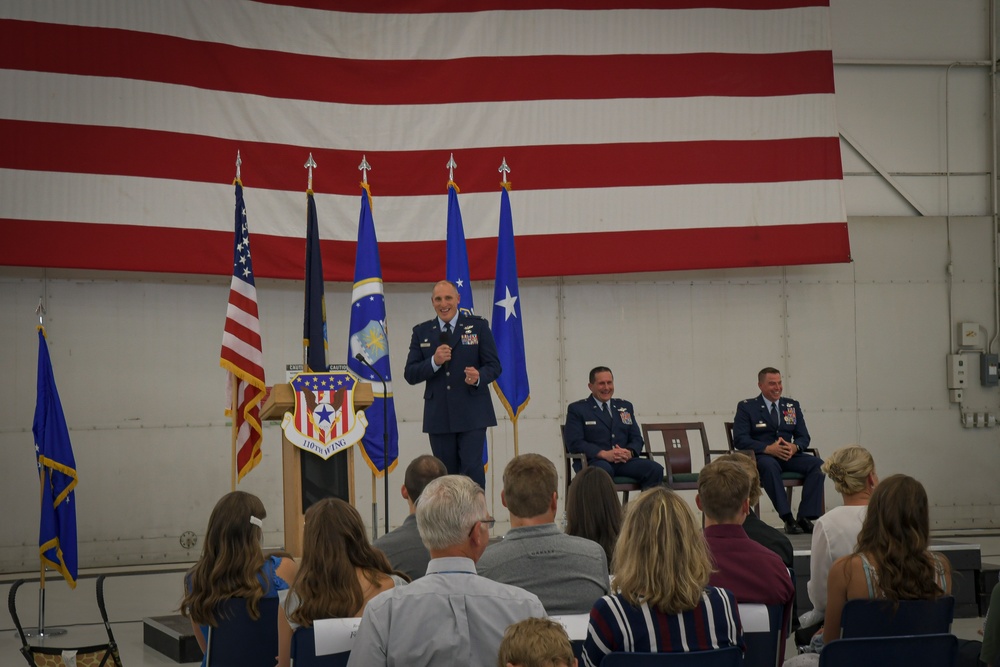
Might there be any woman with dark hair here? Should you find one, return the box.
[566,467,622,570]
[784,474,951,665]
[582,486,743,666]
[277,497,407,667]
[181,491,297,667]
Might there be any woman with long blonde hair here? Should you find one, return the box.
[277,497,407,667]
[582,486,743,666]
[181,491,297,667]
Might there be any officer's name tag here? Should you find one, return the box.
[420,342,431,347]
[585,420,597,425]
[754,421,767,429]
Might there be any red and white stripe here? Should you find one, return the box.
[0,1,847,280]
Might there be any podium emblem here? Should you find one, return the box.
[280,371,368,460]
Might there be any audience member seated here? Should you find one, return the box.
[798,445,877,635]
[499,617,578,667]
[181,491,297,667]
[348,475,545,667]
[582,486,744,666]
[783,474,951,666]
[478,454,609,614]
[277,497,407,667]
[373,454,448,580]
[565,467,622,571]
[714,453,794,569]
[697,458,795,607]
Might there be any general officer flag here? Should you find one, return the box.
[348,187,399,476]
[491,185,530,422]
[34,327,78,588]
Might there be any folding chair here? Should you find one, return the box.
[839,596,954,638]
[740,601,792,667]
[290,617,360,666]
[602,646,743,665]
[204,596,279,667]
[9,576,123,667]
[818,633,957,667]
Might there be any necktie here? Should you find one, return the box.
[770,402,778,428]
[444,322,452,335]
[602,402,611,420]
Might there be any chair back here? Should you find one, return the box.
[839,596,954,639]
[818,633,957,667]
[9,577,123,667]
[602,646,743,665]
[641,422,723,490]
[291,617,360,667]
[205,596,279,667]
[739,601,791,667]
[724,422,736,451]
[550,614,589,666]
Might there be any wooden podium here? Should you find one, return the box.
[260,382,373,556]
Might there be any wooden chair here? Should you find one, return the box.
[839,596,954,639]
[641,422,726,491]
[562,425,642,502]
[818,633,957,667]
[205,596,279,667]
[602,647,743,665]
[9,576,123,667]
[724,421,822,514]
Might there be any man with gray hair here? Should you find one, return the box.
[348,475,545,667]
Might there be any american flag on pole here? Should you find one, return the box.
[1,2,847,279]
[220,180,265,481]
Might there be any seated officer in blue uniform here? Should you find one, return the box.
[404,280,500,490]
[563,366,663,489]
[732,367,825,535]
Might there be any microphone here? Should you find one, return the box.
[438,330,450,371]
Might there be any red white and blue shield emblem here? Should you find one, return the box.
[280,371,367,459]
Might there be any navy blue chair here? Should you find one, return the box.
[740,601,792,667]
[290,626,351,666]
[839,596,954,639]
[205,596,279,667]
[818,633,957,667]
[602,646,743,665]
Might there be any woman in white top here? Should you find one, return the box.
[799,445,877,631]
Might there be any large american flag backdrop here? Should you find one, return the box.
[0,1,849,281]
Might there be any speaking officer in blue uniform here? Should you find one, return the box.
[404,280,500,489]
[563,366,664,489]
[732,367,825,535]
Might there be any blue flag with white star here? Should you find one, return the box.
[348,188,399,476]
[491,186,530,422]
[34,327,78,588]
[445,182,488,466]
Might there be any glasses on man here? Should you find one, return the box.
[469,517,496,536]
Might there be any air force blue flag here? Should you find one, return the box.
[491,186,530,422]
[445,181,489,467]
[348,187,399,475]
[34,327,78,588]
[446,183,476,313]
